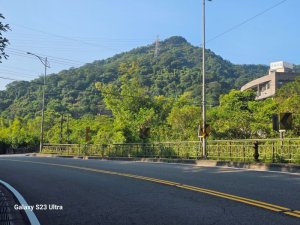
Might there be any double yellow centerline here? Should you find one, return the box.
[3,158,300,219]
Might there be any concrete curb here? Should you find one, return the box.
[30,153,300,174]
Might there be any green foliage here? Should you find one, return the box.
[275,77,300,136]
[167,105,200,141]
[96,62,157,143]
[0,117,39,148]
[209,90,278,139]
[0,13,10,62]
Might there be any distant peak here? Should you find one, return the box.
[163,36,189,45]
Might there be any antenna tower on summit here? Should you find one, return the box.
[154,35,159,58]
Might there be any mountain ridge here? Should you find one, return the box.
[0,36,272,118]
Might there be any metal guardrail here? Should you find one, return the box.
[206,139,300,163]
[42,142,200,159]
[42,139,300,163]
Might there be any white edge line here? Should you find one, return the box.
[0,179,40,225]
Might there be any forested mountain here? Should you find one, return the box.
[2,36,300,148]
[0,36,270,119]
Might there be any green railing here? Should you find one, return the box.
[42,139,300,163]
[42,141,200,159]
[206,139,300,163]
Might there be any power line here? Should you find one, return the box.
[0,64,43,74]
[206,0,288,44]
[0,76,16,81]
[9,35,152,45]
[7,48,85,66]
[0,69,39,79]
[0,76,44,86]
[11,23,119,51]
[6,49,84,68]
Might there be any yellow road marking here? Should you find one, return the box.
[1,158,299,219]
[284,212,300,218]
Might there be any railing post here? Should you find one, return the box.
[159,144,162,158]
[108,145,111,157]
[242,143,245,162]
[101,145,105,158]
[253,141,259,162]
[264,143,266,162]
[152,144,155,158]
[280,130,284,161]
[288,139,291,163]
[217,143,220,160]
[272,141,275,163]
[229,142,232,160]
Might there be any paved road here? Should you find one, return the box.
[0,155,299,225]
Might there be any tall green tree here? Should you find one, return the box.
[96,62,157,143]
[209,89,277,139]
[167,92,200,141]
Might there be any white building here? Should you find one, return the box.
[240,61,300,100]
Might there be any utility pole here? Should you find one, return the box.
[27,52,50,153]
[202,0,210,159]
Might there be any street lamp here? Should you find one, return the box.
[27,52,50,152]
[202,0,211,159]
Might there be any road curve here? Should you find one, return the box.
[0,155,299,225]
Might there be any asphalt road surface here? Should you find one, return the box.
[0,155,299,225]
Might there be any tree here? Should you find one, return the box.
[275,78,300,136]
[209,90,257,139]
[0,13,10,62]
[209,89,277,139]
[96,62,157,143]
[167,105,200,141]
[166,92,200,140]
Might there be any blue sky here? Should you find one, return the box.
[0,0,299,90]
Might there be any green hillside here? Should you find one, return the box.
[0,36,269,119]
[6,36,300,149]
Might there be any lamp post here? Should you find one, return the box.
[202,0,211,159]
[27,52,50,152]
